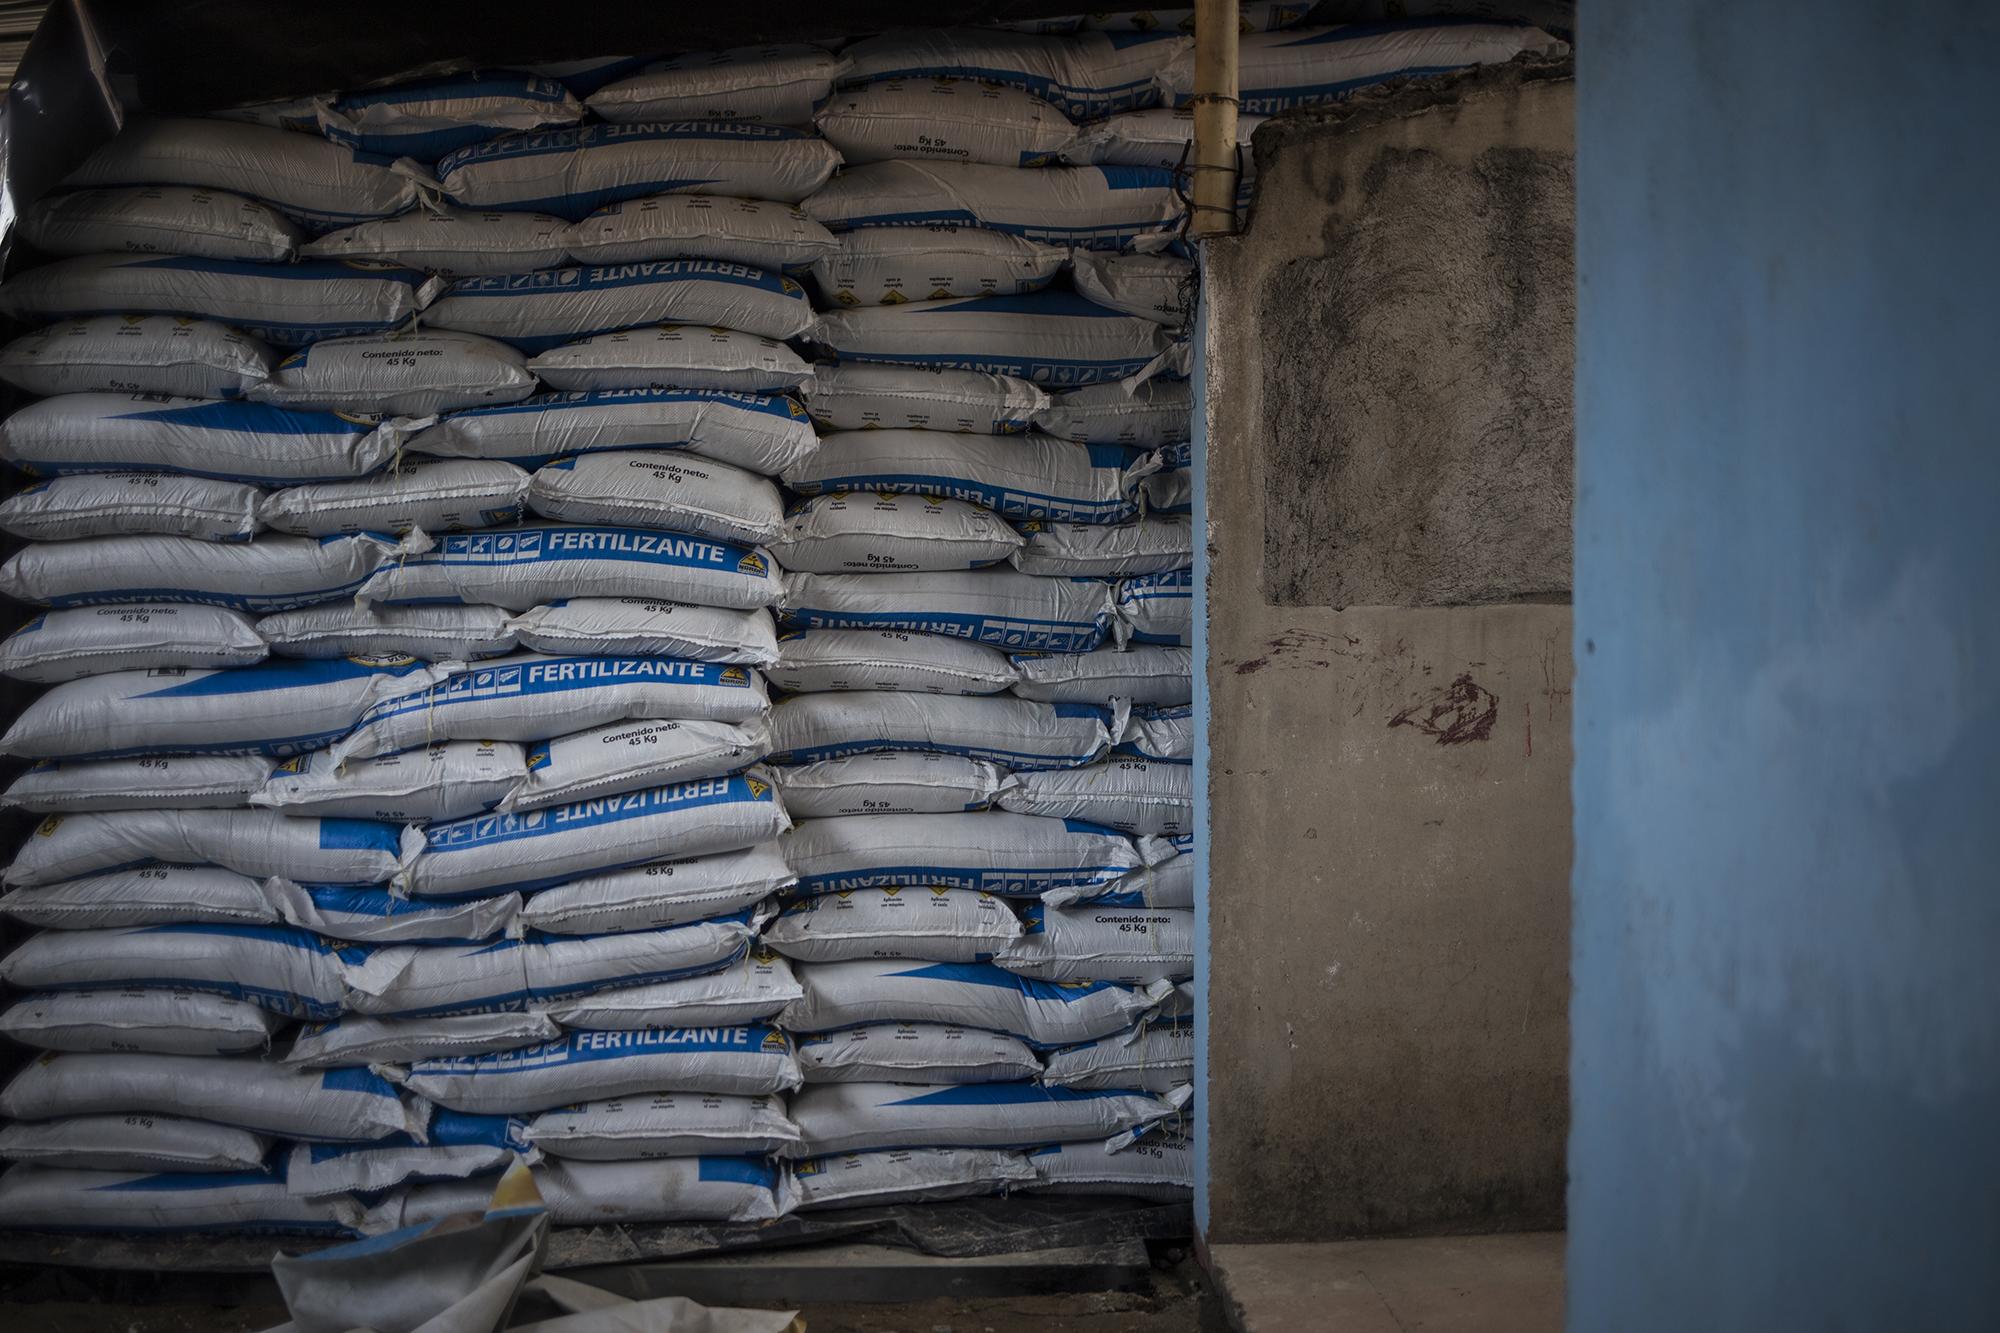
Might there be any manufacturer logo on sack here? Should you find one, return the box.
[736,552,769,576]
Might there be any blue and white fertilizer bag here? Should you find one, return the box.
[329,653,769,764]
[506,599,780,665]
[59,116,423,231]
[838,28,1187,121]
[0,532,422,613]
[0,602,266,684]
[516,842,794,936]
[302,207,573,277]
[0,1052,426,1141]
[254,741,528,823]
[783,429,1145,525]
[434,123,842,218]
[780,570,1116,654]
[18,185,303,263]
[586,45,850,125]
[422,260,815,351]
[0,1163,364,1236]
[767,692,1112,770]
[1040,1021,1195,1093]
[996,902,1195,985]
[266,881,521,945]
[3,809,405,887]
[793,1022,1039,1083]
[315,72,583,161]
[0,922,358,1019]
[565,194,840,273]
[997,757,1192,837]
[1011,643,1195,707]
[542,945,801,1030]
[246,330,538,417]
[257,603,518,662]
[769,628,1018,696]
[1011,514,1193,578]
[806,225,1067,307]
[355,526,784,613]
[526,325,813,395]
[1059,105,1270,171]
[780,811,1142,898]
[804,162,1182,251]
[0,473,265,544]
[1070,250,1194,325]
[770,753,1012,819]
[1051,832,1197,909]
[502,714,773,813]
[0,394,407,485]
[764,888,1023,966]
[408,389,818,476]
[787,1079,1176,1156]
[1158,20,1568,116]
[799,363,1046,435]
[388,1025,802,1114]
[0,864,276,928]
[533,1155,789,1225]
[1114,567,1194,645]
[0,255,442,347]
[787,1145,1036,1212]
[395,770,789,898]
[0,755,269,815]
[0,1114,273,1174]
[813,79,1075,169]
[525,1090,801,1159]
[285,1111,535,1199]
[807,293,1175,385]
[527,55,657,99]
[1117,702,1193,763]
[0,314,274,401]
[526,451,787,547]
[258,460,532,539]
[1026,1132,1193,1200]
[0,655,444,761]
[284,1012,560,1070]
[769,493,1023,574]
[0,989,284,1056]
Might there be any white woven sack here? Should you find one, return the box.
[260,460,531,538]
[284,1118,534,1199]
[19,185,302,261]
[807,226,1067,306]
[769,628,1017,696]
[789,1146,1035,1211]
[781,811,1142,897]
[507,598,779,664]
[998,757,1193,836]
[1013,515,1192,577]
[302,207,571,276]
[314,71,582,159]
[767,691,1112,769]
[777,957,1163,1046]
[0,473,263,544]
[0,603,266,683]
[1011,644,1195,707]
[285,1012,559,1069]
[355,526,783,614]
[504,715,772,813]
[60,116,422,230]
[799,363,1045,434]
[1059,105,1269,170]
[794,1023,1039,1083]
[788,1079,1173,1155]
[0,865,273,928]
[765,888,1022,964]
[266,881,521,945]
[528,325,812,394]
[517,842,793,936]
[780,569,1116,654]
[802,161,1181,250]
[527,452,785,546]
[772,493,1021,574]
[0,254,441,347]
[254,740,528,822]
[526,1093,800,1160]
[996,903,1195,984]
[1071,250,1195,325]
[1118,702,1193,762]
[424,260,813,352]
[1114,567,1193,645]
[567,193,839,271]
[389,1026,801,1114]
[247,330,537,416]
[587,45,850,124]
[0,1116,272,1174]
[330,652,769,764]
[771,752,1010,818]
[257,603,517,661]
[1041,1023,1194,1092]
[0,1052,423,1141]
[815,78,1074,167]
[0,315,272,400]
[0,757,270,815]
[543,946,800,1029]
[807,291,1175,385]
[396,769,789,897]
[532,1156,787,1225]
[1033,378,1193,446]
[0,655,443,760]
[0,1165,362,1236]
[1026,1133,1193,1200]
[435,123,841,218]
[838,28,1188,121]
[784,430,1144,526]
[0,393,406,485]
[0,923,354,1019]
[408,389,817,476]
[5,809,405,888]
[0,990,283,1055]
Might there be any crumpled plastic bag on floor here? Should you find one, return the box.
[261,1159,801,1333]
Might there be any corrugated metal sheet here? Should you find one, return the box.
[0,1,46,86]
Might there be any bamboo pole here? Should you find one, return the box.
[1187,0,1240,239]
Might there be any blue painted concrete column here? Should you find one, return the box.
[1572,3,2000,1328]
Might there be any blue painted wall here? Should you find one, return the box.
[1572,3,2000,1328]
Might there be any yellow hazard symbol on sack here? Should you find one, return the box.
[737,551,769,576]
[745,776,770,800]
[34,815,63,837]
[881,290,909,305]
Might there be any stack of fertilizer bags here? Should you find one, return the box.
[0,7,1563,1238]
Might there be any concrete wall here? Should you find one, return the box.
[1201,63,1575,1242]
[1571,4,2000,1328]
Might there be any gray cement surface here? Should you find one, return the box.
[1211,1232,1564,1333]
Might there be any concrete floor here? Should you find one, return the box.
[1210,1232,1564,1333]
